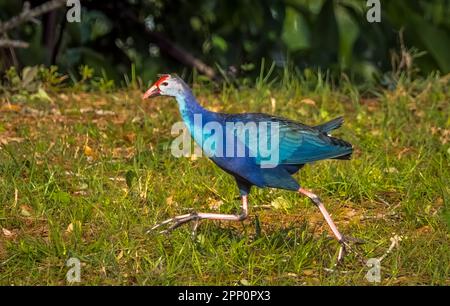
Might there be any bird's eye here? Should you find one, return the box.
[161,82,168,86]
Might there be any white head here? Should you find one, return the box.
[142,74,189,99]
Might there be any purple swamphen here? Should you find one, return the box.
[143,74,358,261]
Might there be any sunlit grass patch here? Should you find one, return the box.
[0,74,449,285]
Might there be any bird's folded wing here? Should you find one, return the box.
[275,127,348,164]
[241,121,348,164]
[254,122,338,165]
[228,115,349,165]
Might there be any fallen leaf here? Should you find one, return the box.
[0,137,24,145]
[384,167,399,174]
[22,107,44,116]
[271,197,290,210]
[50,108,61,116]
[344,208,357,219]
[124,133,136,143]
[80,107,94,113]
[59,94,69,101]
[416,226,431,235]
[371,130,381,136]
[95,98,108,106]
[84,145,94,157]
[20,205,33,217]
[77,183,88,190]
[1,104,21,112]
[301,98,316,106]
[66,223,74,233]
[166,196,174,206]
[415,110,425,118]
[95,109,116,116]
[240,279,250,286]
[73,190,88,196]
[2,228,13,237]
[208,198,223,210]
[66,221,81,234]
[397,147,412,159]
[303,269,314,276]
[131,116,143,124]
[117,250,124,261]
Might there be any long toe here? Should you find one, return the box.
[341,235,366,244]
[163,214,199,233]
[147,212,200,235]
[334,235,368,266]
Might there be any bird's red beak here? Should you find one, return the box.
[142,84,160,99]
[142,75,170,100]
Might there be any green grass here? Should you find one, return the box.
[0,74,449,285]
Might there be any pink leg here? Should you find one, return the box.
[149,195,249,234]
[298,188,346,261]
[298,188,343,241]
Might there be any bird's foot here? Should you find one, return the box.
[147,212,200,235]
[337,235,366,263]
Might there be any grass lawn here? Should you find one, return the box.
[0,74,449,285]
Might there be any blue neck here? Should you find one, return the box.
[175,91,217,149]
[175,90,208,123]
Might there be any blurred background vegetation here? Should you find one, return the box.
[0,0,449,87]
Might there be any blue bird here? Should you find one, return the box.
[143,74,357,261]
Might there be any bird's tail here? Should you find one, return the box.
[332,152,352,160]
[314,116,344,133]
[329,136,353,160]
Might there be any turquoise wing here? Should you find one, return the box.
[225,114,352,166]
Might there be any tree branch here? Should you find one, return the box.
[0,39,29,48]
[80,1,219,80]
[0,0,67,34]
[145,31,218,80]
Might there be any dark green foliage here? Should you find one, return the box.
[0,1,449,83]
